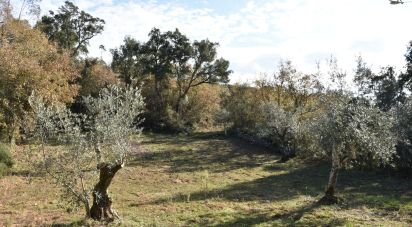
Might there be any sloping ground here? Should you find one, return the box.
[1,132,412,226]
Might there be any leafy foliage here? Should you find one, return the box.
[77,58,118,97]
[353,56,405,111]
[221,61,322,158]
[308,96,396,202]
[0,143,13,176]
[111,37,143,85]
[354,56,375,99]
[0,20,78,145]
[373,67,404,111]
[310,98,396,168]
[399,41,412,92]
[221,84,261,133]
[112,28,231,130]
[257,102,300,158]
[394,97,412,174]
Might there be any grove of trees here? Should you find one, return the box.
[1,0,412,223]
[111,28,232,130]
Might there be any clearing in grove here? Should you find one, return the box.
[0,132,411,226]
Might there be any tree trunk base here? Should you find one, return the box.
[90,194,119,221]
[279,154,296,163]
[89,162,122,221]
[318,194,339,205]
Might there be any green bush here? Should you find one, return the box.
[0,143,13,176]
[0,163,10,176]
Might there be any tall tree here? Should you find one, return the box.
[327,56,347,93]
[274,60,297,106]
[353,56,404,111]
[112,28,231,128]
[111,37,143,85]
[138,28,188,108]
[17,0,41,20]
[174,38,231,114]
[399,41,412,92]
[36,1,105,56]
[354,56,374,99]
[373,66,404,111]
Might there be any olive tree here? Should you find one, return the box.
[257,102,300,160]
[310,97,395,204]
[28,85,144,220]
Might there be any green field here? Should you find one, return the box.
[1,132,411,226]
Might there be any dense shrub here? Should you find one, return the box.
[178,84,225,130]
[257,102,299,159]
[221,84,263,134]
[141,79,227,132]
[394,143,412,175]
[394,98,412,174]
[221,78,321,158]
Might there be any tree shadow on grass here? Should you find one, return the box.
[135,162,412,215]
[129,132,280,173]
[130,132,412,224]
[186,201,348,227]
[337,169,412,215]
[139,131,227,146]
[51,218,119,227]
[132,164,329,207]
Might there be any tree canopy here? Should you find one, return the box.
[36,1,105,56]
[0,20,78,146]
[112,28,231,129]
[28,85,145,220]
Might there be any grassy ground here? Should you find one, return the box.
[1,132,412,226]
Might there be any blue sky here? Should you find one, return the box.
[34,0,412,83]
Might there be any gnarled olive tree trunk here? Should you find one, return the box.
[323,162,339,202]
[319,147,340,205]
[90,162,123,220]
[319,146,341,204]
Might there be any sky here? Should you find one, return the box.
[29,0,412,83]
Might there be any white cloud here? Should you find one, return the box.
[37,0,412,84]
